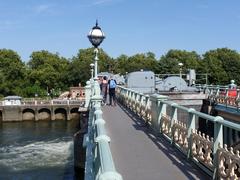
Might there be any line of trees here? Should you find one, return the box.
[0,47,240,98]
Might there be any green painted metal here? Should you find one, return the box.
[187,108,195,159]
[170,104,177,144]
[84,81,123,180]
[213,119,223,180]
[117,86,240,179]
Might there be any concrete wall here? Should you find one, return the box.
[0,105,81,122]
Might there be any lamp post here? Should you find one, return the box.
[88,20,105,79]
[90,63,95,96]
[178,62,183,79]
[178,62,183,92]
[90,63,94,82]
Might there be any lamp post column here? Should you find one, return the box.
[90,63,94,82]
[94,48,99,79]
[180,67,182,79]
[178,62,183,79]
[178,62,183,92]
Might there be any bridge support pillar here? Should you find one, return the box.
[35,109,39,121]
[51,109,55,121]
[67,108,71,121]
[2,110,5,121]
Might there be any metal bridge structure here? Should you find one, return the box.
[82,81,240,180]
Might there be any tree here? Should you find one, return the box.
[68,48,113,86]
[27,50,69,97]
[115,54,129,75]
[0,49,26,97]
[115,52,158,74]
[201,48,240,84]
[158,49,201,74]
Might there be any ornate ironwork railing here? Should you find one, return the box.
[21,99,85,106]
[116,86,240,179]
[195,85,240,108]
[84,81,122,180]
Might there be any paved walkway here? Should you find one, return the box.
[102,103,211,180]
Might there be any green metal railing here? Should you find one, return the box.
[84,81,122,180]
[117,86,240,179]
[195,85,240,108]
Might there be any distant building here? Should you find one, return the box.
[3,96,22,105]
[69,87,85,99]
[59,84,85,99]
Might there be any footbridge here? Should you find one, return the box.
[82,81,240,180]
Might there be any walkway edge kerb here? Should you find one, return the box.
[95,118,106,125]
[98,171,123,180]
[95,134,111,142]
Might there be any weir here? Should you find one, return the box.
[0,119,81,179]
[0,98,88,179]
[0,99,85,122]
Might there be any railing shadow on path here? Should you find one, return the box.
[116,102,211,180]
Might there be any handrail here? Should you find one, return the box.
[21,99,85,105]
[84,81,122,180]
[116,85,240,179]
[195,85,240,108]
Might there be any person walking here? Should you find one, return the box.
[108,76,117,106]
[101,76,108,105]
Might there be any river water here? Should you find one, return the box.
[0,120,80,179]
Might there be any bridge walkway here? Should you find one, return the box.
[102,103,211,180]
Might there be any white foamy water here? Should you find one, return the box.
[0,139,73,171]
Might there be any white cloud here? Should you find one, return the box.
[82,0,123,7]
[0,20,20,30]
[34,4,54,14]
[92,0,114,5]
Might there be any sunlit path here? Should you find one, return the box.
[102,104,210,180]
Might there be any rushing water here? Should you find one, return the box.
[0,120,80,180]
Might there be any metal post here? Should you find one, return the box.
[91,67,94,82]
[84,81,91,108]
[213,116,223,180]
[187,108,196,159]
[178,62,183,92]
[94,48,99,79]
[170,103,178,144]
[150,94,168,132]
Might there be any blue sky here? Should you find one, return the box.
[0,0,240,61]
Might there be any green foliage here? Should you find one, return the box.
[67,48,113,86]
[158,49,201,74]
[0,49,26,96]
[0,47,239,98]
[201,48,240,84]
[27,50,69,96]
[115,52,159,75]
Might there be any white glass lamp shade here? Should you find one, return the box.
[88,22,105,48]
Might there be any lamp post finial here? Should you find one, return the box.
[96,19,98,27]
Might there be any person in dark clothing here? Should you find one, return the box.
[101,76,108,105]
[108,76,117,106]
